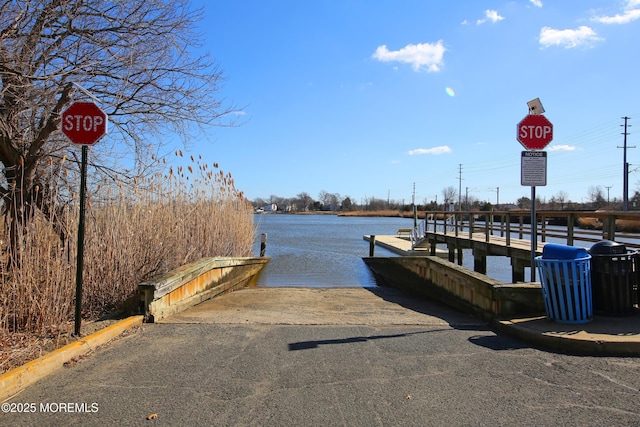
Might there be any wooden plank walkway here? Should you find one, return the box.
[418,231,545,256]
[418,230,548,283]
[363,235,448,257]
[366,230,550,283]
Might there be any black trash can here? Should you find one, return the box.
[589,241,636,316]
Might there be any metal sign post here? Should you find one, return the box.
[61,101,107,336]
[74,146,88,336]
[530,186,537,282]
[517,99,552,282]
[521,150,547,282]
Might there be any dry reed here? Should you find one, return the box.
[577,217,640,233]
[0,154,255,342]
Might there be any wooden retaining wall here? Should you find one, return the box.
[363,256,544,320]
[138,257,269,322]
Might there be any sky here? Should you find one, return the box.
[185,0,640,207]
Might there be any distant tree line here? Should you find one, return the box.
[252,191,401,212]
[251,184,640,213]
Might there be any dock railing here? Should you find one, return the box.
[419,210,640,251]
[410,219,427,247]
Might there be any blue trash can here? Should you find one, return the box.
[535,243,593,324]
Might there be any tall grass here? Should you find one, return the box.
[0,153,255,335]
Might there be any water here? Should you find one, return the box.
[251,215,638,287]
[252,214,411,287]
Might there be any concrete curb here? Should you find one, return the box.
[492,318,640,356]
[0,315,144,403]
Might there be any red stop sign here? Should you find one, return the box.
[517,114,553,150]
[61,102,107,145]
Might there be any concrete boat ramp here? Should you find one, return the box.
[162,286,481,327]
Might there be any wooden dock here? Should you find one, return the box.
[367,210,640,284]
[417,230,544,283]
[363,235,448,257]
[364,231,539,283]
[414,209,640,283]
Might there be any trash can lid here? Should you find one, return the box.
[589,240,627,255]
[542,243,589,260]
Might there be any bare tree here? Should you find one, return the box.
[252,197,268,209]
[318,190,339,211]
[554,190,568,210]
[588,185,606,209]
[442,186,457,208]
[295,192,313,211]
[517,196,531,209]
[0,0,236,256]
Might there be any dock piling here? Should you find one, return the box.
[260,233,267,257]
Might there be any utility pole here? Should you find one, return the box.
[618,117,633,211]
[412,183,417,228]
[488,187,499,208]
[457,164,463,210]
[465,187,469,210]
[412,183,415,205]
[605,185,612,208]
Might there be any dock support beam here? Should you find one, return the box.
[512,258,526,283]
[473,250,487,274]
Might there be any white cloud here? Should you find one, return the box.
[477,10,505,25]
[547,145,577,152]
[372,41,446,72]
[408,146,452,156]
[539,26,603,49]
[530,0,543,7]
[592,0,640,24]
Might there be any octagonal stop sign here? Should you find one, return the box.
[61,101,107,145]
[517,114,553,150]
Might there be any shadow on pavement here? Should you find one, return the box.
[468,334,531,351]
[364,285,489,331]
[288,328,450,351]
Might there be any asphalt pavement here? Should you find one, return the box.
[2,287,640,426]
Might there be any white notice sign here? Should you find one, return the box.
[521,151,547,186]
